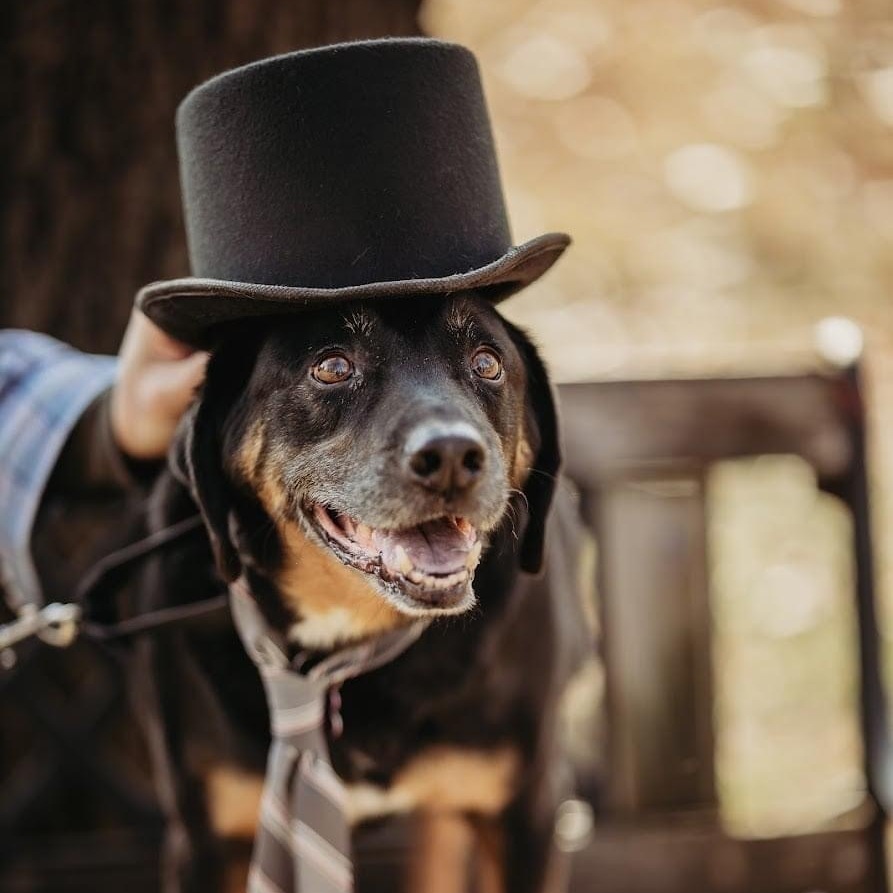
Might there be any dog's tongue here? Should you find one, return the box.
[372,518,476,575]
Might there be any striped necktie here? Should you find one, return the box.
[229,577,426,893]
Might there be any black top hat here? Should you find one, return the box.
[136,38,570,345]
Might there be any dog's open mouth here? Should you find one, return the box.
[307,502,481,611]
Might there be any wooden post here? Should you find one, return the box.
[588,474,715,815]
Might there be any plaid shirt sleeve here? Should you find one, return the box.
[0,330,118,608]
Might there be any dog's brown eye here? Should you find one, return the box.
[471,348,502,381]
[312,353,354,384]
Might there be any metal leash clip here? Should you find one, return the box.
[0,602,81,669]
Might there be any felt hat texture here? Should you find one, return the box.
[137,38,570,345]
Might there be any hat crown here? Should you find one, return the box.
[176,39,512,289]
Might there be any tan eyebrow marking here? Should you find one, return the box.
[446,300,475,338]
[343,310,374,337]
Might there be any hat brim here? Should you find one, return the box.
[136,232,570,347]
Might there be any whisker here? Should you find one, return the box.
[507,487,530,511]
[502,502,519,542]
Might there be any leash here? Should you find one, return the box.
[0,513,227,665]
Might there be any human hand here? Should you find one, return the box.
[110,310,209,460]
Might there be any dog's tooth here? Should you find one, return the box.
[466,540,482,569]
[393,545,414,575]
[438,571,464,589]
[408,569,426,584]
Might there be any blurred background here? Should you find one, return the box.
[421,0,893,840]
[4,0,893,887]
[420,0,892,840]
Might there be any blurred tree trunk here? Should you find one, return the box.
[1,0,423,353]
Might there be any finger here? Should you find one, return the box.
[123,308,199,363]
[142,351,210,417]
[143,316,199,362]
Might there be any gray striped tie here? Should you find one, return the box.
[229,578,426,893]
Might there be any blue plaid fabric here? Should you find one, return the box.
[0,330,117,608]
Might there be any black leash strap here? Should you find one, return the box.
[80,593,229,641]
[1,514,228,662]
[73,514,205,605]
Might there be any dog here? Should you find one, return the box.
[132,291,594,893]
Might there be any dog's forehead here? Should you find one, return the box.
[255,295,505,365]
[340,294,499,338]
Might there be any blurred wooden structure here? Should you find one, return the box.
[1,0,422,353]
[556,334,891,892]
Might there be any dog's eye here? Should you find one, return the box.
[312,353,354,384]
[471,347,503,381]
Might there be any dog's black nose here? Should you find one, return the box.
[405,425,486,495]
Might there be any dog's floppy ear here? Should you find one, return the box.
[170,339,256,582]
[505,321,561,574]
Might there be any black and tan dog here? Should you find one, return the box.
[134,291,593,893]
